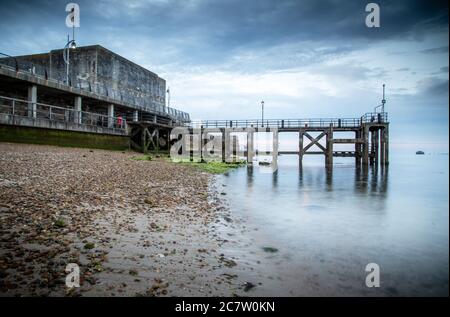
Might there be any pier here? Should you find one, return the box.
[173,114,389,167]
[1,45,389,167]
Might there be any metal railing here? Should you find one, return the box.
[0,95,126,132]
[0,59,190,123]
[190,113,388,129]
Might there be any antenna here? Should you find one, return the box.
[381,84,386,113]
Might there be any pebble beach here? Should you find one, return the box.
[0,142,249,296]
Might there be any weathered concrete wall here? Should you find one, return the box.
[0,113,127,136]
[1,45,166,113]
[0,124,129,151]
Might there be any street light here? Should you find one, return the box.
[261,100,264,127]
[166,87,170,110]
[63,36,77,85]
[63,10,77,86]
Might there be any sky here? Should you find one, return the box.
[0,0,448,152]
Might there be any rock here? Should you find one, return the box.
[243,282,256,292]
[84,243,95,250]
[262,247,278,253]
[129,269,138,276]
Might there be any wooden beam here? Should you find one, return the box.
[303,131,326,152]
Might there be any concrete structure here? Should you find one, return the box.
[0,45,389,167]
[0,45,190,150]
[179,114,389,168]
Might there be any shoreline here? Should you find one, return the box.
[0,142,248,296]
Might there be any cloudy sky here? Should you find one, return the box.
[0,0,448,152]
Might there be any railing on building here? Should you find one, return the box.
[0,59,190,123]
[0,95,126,132]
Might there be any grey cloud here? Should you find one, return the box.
[0,0,448,64]
[421,46,449,54]
[418,77,449,96]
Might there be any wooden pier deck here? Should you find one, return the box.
[177,112,389,167]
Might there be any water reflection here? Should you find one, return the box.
[220,154,448,296]
[243,159,388,199]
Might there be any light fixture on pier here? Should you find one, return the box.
[261,100,265,127]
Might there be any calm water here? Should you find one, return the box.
[217,153,449,296]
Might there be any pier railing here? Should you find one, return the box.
[0,61,190,123]
[0,95,127,132]
[190,113,388,129]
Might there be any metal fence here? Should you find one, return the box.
[0,60,190,123]
[190,113,388,129]
[0,95,126,131]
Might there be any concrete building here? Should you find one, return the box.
[0,45,189,150]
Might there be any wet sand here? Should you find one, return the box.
[0,142,254,296]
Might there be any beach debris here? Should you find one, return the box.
[262,247,278,253]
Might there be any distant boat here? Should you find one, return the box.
[416,151,425,155]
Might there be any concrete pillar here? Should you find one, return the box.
[326,124,333,166]
[133,110,139,122]
[27,85,37,119]
[362,125,369,165]
[156,128,160,153]
[272,129,279,170]
[356,130,362,166]
[224,130,231,162]
[374,129,379,166]
[384,126,389,165]
[299,129,304,166]
[108,104,114,128]
[74,96,82,124]
[221,129,226,163]
[370,130,375,166]
[380,128,385,166]
[247,130,254,164]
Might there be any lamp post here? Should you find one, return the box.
[63,36,77,85]
[166,87,170,111]
[261,100,264,127]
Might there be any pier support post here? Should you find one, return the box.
[27,85,37,119]
[142,128,147,154]
[224,130,232,162]
[355,129,361,166]
[247,130,254,164]
[272,129,279,170]
[108,104,114,128]
[380,128,385,166]
[74,96,82,124]
[384,125,389,165]
[221,128,226,163]
[370,129,375,166]
[374,129,379,166]
[326,124,333,166]
[156,128,160,153]
[362,125,369,165]
[299,129,304,166]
